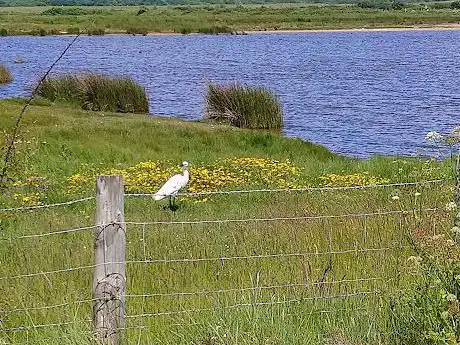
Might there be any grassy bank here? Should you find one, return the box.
[0,3,459,35]
[0,99,455,344]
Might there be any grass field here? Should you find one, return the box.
[0,3,459,35]
[0,98,456,344]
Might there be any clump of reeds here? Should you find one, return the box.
[0,64,13,84]
[205,83,283,129]
[37,73,149,113]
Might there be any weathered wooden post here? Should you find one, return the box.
[93,175,126,345]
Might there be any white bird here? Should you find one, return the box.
[153,161,190,209]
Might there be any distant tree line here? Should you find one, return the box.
[1,0,459,7]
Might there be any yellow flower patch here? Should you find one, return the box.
[319,172,390,187]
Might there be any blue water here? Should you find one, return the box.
[1,30,460,158]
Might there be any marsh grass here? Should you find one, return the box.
[2,4,460,35]
[205,83,283,129]
[0,64,12,84]
[0,100,455,344]
[37,74,149,113]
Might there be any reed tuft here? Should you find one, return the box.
[205,83,283,129]
[0,64,13,84]
[37,73,149,113]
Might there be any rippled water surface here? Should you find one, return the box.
[1,31,459,158]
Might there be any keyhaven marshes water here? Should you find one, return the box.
[0,30,459,158]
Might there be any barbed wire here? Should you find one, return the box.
[126,290,381,319]
[126,178,449,198]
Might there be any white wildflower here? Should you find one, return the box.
[445,202,457,211]
[451,226,460,235]
[425,131,443,142]
[415,192,421,197]
[447,293,457,302]
[392,195,400,201]
[441,311,450,319]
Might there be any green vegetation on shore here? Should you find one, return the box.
[37,73,149,113]
[0,3,459,35]
[0,64,13,84]
[0,98,456,344]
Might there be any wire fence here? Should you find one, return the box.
[0,179,452,339]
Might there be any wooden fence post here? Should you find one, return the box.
[93,175,126,345]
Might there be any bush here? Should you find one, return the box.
[198,26,231,34]
[87,28,105,36]
[126,27,148,36]
[36,73,149,113]
[0,28,7,36]
[205,83,283,129]
[0,64,12,84]
[451,1,460,9]
[389,227,460,345]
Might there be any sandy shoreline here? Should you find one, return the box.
[132,23,460,36]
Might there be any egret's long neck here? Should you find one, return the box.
[183,169,189,180]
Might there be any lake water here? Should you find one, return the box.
[1,30,459,158]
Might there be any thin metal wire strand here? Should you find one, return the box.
[0,196,94,213]
[0,246,405,281]
[126,290,381,319]
[0,224,95,241]
[126,178,449,198]
[0,277,381,315]
[124,207,440,226]
[125,277,383,298]
[128,246,407,264]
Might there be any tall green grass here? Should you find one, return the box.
[36,73,149,113]
[0,64,12,84]
[205,83,283,129]
[0,100,455,344]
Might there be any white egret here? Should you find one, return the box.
[153,161,190,209]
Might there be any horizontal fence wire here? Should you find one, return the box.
[124,208,440,227]
[0,246,406,281]
[127,178,449,198]
[126,290,381,319]
[1,207,440,242]
[0,196,94,213]
[125,277,384,299]
[0,224,95,241]
[0,277,384,315]
[0,178,448,213]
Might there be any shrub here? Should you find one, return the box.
[0,28,7,36]
[389,227,460,345]
[126,27,148,36]
[87,28,105,36]
[205,83,283,129]
[198,26,231,34]
[451,1,460,9]
[0,64,12,84]
[36,73,149,113]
